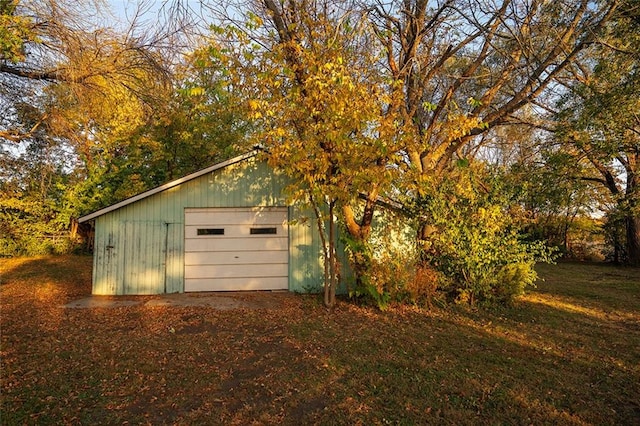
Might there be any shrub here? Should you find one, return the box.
[411,164,555,307]
[337,163,556,309]
[404,265,443,308]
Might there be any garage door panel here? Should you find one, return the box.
[186,207,286,215]
[185,250,287,266]
[185,277,287,292]
[184,223,287,238]
[185,210,287,226]
[185,237,288,252]
[185,263,287,279]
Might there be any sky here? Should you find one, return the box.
[105,1,170,29]
[106,0,212,29]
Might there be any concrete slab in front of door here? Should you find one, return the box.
[62,291,291,310]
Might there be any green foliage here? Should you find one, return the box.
[154,44,252,177]
[0,0,35,63]
[504,149,604,257]
[0,7,250,255]
[552,0,640,264]
[491,262,538,303]
[343,209,423,310]
[0,134,81,256]
[214,7,404,308]
[0,196,78,256]
[343,232,387,309]
[411,163,555,306]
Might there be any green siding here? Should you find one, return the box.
[92,159,324,295]
[289,204,324,293]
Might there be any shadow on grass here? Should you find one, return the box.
[298,297,639,425]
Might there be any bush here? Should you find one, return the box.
[404,265,443,308]
[0,233,78,257]
[335,163,556,309]
[411,164,555,307]
[492,262,538,303]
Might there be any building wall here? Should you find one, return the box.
[92,159,324,295]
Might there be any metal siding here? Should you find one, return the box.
[93,216,122,295]
[286,205,351,294]
[119,221,166,295]
[165,223,182,293]
[91,159,326,295]
[288,204,324,293]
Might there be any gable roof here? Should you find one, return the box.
[78,150,259,223]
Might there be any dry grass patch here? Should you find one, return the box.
[1,256,639,424]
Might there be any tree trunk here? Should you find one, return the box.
[417,222,438,264]
[626,215,640,266]
[310,193,334,308]
[341,187,379,286]
[328,200,337,309]
[310,195,339,310]
[625,170,640,266]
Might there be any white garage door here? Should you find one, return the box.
[184,207,288,291]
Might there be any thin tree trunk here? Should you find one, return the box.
[310,193,332,308]
[328,200,337,309]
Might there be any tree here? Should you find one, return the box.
[357,0,618,299]
[210,1,404,308]
[0,126,76,255]
[1,1,258,255]
[0,0,37,63]
[555,0,640,265]
[507,149,605,256]
[203,0,619,305]
[150,42,254,182]
[367,0,619,205]
[0,1,176,253]
[0,0,172,142]
[0,0,172,190]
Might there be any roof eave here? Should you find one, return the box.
[78,150,259,223]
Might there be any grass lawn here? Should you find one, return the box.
[1,256,639,425]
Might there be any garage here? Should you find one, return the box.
[184,207,289,291]
[78,152,325,295]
